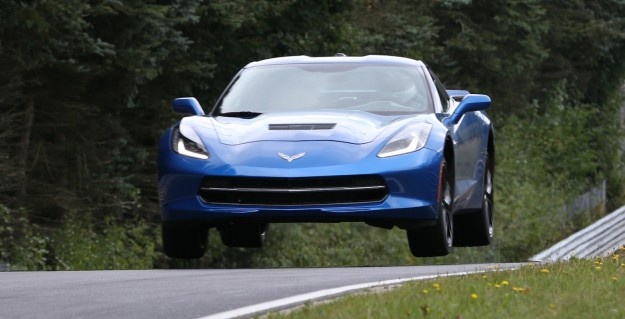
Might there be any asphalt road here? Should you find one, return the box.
[0,263,521,319]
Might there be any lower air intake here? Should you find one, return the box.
[199,175,388,205]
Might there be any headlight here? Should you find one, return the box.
[172,127,209,159]
[377,123,432,158]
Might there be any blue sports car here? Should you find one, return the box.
[158,54,494,259]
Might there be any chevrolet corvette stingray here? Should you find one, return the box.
[158,55,494,259]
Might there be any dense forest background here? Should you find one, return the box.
[1,0,625,270]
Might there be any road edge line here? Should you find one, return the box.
[197,267,512,319]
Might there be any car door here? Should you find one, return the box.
[428,68,485,210]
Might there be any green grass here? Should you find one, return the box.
[267,247,625,319]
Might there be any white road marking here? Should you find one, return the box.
[198,267,512,319]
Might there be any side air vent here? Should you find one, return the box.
[269,123,336,130]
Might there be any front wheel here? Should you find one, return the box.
[453,155,494,247]
[162,221,208,259]
[407,160,453,257]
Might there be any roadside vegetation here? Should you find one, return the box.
[1,0,625,270]
[267,247,625,319]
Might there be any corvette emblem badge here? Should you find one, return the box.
[278,152,306,163]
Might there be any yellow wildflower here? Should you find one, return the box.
[501,280,510,286]
[471,293,478,300]
[432,283,441,291]
[422,289,429,294]
[495,284,501,288]
[540,268,550,273]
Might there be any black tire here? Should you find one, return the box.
[407,160,453,257]
[453,155,494,246]
[162,221,208,259]
[219,223,268,248]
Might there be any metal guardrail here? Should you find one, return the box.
[533,85,625,262]
[530,205,625,262]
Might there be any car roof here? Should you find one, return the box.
[245,55,426,68]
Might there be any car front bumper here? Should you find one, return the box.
[158,135,444,227]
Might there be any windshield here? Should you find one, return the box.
[212,63,433,116]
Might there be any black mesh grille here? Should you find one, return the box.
[199,175,388,205]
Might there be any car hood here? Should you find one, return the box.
[183,111,426,145]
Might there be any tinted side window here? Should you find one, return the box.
[428,68,450,112]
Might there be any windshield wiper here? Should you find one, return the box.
[217,111,262,118]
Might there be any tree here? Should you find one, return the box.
[432,0,549,118]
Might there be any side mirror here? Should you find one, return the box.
[445,94,491,125]
[172,97,205,116]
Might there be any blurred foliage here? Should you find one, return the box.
[0,0,624,269]
[0,204,51,270]
[54,211,155,270]
[494,84,614,260]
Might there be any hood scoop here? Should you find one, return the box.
[207,110,402,145]
[268,123,336,130]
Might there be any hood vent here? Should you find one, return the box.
[269,123,336,130]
